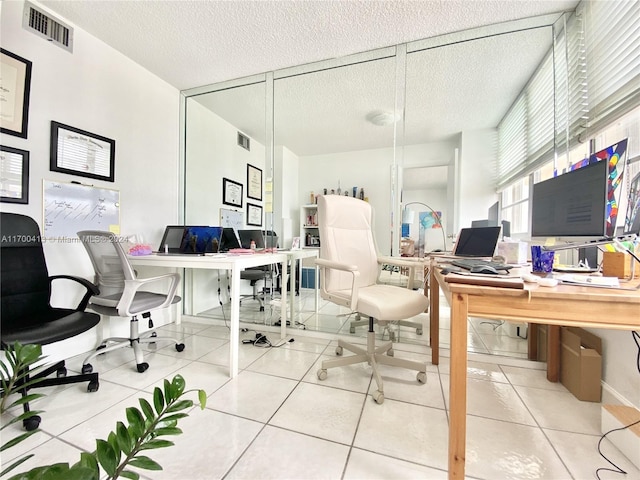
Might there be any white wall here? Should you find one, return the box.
[1,1,180,356]
[298,147,394,254]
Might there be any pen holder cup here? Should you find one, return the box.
[531,246,554,274]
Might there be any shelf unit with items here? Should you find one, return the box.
[300,204,320,249]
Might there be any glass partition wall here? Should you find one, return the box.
[180,13,564,357]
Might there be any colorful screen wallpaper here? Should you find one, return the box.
[570,139,628,236]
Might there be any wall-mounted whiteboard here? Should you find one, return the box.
[43,180,120,238]
[220,208,243,230]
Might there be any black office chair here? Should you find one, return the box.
[0,213,100,431]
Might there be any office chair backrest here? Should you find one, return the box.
[317,195,379,292]
[77,230,136,298]
[263,230,278,249]
[1,213,52,329]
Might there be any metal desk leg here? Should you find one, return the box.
[229,265,240,378]
[280,259,288,339]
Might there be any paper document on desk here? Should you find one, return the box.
[556,274,620,288]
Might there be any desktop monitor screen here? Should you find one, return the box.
[531,160,608,237]
[183,226,222,253]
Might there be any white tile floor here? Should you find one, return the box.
[2,290,639,480]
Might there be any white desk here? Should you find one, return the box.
[129,252,288,378]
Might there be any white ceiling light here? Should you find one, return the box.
[366,110,401,126]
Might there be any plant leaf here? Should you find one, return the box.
[156,412,187,425]
[125,407,145,438]
[96,439,118,477]
[128,455,163,471]
[165,399,193,413]
[0,453,34,477]
[171,374,186,397]
[153,387,164,414]
[7,393,45,409]
[73,451,99,471]
[116,421,133,455]
[198,389,207,409]
[163,379,172,403]
[138,398,154,421]
[119,470,140,480]
[139,439,174,450]
[107,431,122,466]
[153,427,183,437]
[0,430,38,452]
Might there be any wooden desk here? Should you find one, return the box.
[429,260,640,479]
[129,252,288,378]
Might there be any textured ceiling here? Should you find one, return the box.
[40,0,578,91]
[38,0,578,185]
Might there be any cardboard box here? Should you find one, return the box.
[560,327,602,402]
[602,251,632,279]
[497,241,528,264]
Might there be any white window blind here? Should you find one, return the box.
[581,0,640,136]
[497,50,554,188]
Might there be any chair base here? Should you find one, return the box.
[82,317,185,374]
[349,314,423,339]
[12,360,99,431]
[318,318,427,404]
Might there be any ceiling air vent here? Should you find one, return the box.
[237,132,250,151]
[23,2,74,53]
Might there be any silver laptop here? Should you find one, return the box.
[451,226,502,257]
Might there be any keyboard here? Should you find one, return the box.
[450,258,512,272]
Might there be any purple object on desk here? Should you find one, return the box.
[531,246,554,273]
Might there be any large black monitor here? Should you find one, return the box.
[531,160,608,237]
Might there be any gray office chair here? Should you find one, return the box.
[315,195,429,404]
[78,230,185,373]
[239,231,279,312]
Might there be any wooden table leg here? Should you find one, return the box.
[528,323,538,361]
[429,264,439,365]
[547,325,560,382]
[449,291,468,479]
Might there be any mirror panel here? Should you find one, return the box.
[180,18,558,359]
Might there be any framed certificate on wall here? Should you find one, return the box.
[222,177,243,208]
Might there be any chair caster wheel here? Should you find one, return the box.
[335,346,343,356]
[349,327,356,334]
[373,391,384,404]
[416,328,423,335]
[175,343,185,352]
[137,362,149,373]
[317,369,327,380]
[88,380,100,392]
[259,306,265,312]
[56,366,67,378]
[387,349,394,357]
[417,371,427,384]
[23,415,41,431]
[82,364,93,374]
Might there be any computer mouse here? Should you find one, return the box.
[469,265,499,275]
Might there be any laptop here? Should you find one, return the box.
[238,229,265,250]
[219,227,241,252]
[157,226,222,255]
[451,226,502,258]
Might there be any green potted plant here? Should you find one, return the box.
[1,342,206,480]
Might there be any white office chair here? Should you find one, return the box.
[314,195,429,404]
[78,230,185,374]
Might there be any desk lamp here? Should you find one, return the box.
[402,202,447,252]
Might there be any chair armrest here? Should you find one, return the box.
[49,274,100,311]
[315,258,359,272]
[117,273,181,317]
[314,258,360,311]
[377,256,426,290]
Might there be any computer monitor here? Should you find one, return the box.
[451,226,502,257]
[219,227,241,251]
[158,226,222,253]
[238,229,265,249]
[531,160,608,238]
